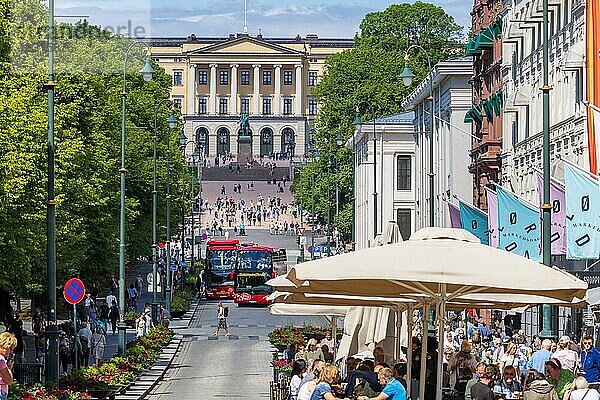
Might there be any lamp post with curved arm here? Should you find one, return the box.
[164,113,178,313]
[399,44,435,228]
[151,99,178,322]
[355,101,378,239]
[307,129,317,259]
[118,41,155,356]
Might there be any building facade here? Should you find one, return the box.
[500,0,589,339]
[351,113,416,250]
[465,0,504,210]
[401,58,474,229]
[149,33,353,160]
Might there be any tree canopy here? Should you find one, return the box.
[292,2,465,240]
[0,0,189,300]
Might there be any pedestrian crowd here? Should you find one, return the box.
[279,313,600,400]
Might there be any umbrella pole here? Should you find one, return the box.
[435,284,447,400]
[406,305,413,400]
[332,316,337,360]
[419,303,429,400]
[395,306,403,362]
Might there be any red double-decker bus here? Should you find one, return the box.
[203,239,238,300]
[234,246,287,305]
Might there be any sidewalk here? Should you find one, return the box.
[20,260,161,365]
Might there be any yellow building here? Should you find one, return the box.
[150,33,353,160]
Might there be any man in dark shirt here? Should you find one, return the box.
[471,364,497,400]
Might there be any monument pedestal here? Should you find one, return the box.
[237,136,252,163]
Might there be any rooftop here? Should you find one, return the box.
[149,33,355,48]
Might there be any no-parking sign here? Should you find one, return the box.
[63,278,85,305]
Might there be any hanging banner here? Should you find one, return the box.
[448,202,462,228]
[497,187,541,262]
[486,189,499,248]
[586,0,600,173]
[535,172,566,255]
[564,163,600,259]
[459,201,489,245]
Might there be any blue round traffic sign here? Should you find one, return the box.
[63,278,85,305]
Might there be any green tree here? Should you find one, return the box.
[293,2,464,240]
[0,0,189,303]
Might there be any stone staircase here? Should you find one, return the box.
[201,165,289,182]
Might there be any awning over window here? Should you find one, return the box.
[465,90,504,125]
[469,15,503,53]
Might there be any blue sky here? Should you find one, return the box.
[55,0,471,38]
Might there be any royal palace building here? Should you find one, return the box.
[149,33,354,160]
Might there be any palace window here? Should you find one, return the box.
[283,98,293,115]
[308,71,318,86]
[198,69,208,85]
[396,209,412,240]
[262,98,272,115]
[263,70,272,85]
[308,97,318,115]
[172,98,182,109]
[198,97,207,115]
[241,70,250,85]
[283,70,293,85]
[240,97,250,115]
[173,70,183,86]
[219,98,228,115]
[219,70,229,85]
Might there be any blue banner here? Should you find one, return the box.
[459,201,489,245]
[564,163,600,259]
[497,187,541,262]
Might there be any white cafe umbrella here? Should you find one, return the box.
[281,227,588,400]
[269,303,349,317]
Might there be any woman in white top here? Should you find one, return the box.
[565,377,600,400]
[500,342,521,375]
[289,359,307,400]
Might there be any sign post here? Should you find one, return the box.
[63,278,85,371]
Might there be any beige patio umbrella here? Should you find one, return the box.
[280,227,588,400]
[269,303,349,317]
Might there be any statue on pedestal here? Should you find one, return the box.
[238,113,251,138]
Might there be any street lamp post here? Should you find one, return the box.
[355,101,378,238]
[179,135,204,288]
[326,151,331,257]
[165,112,178,312]
[118,42,154,355]
[540,0,554,339]
[151,100,178,322]
[400,45,435,228]
[335,131,344,251]
[45,0,58,381]
[308,129,317,260]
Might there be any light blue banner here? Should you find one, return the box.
[564,163,600,260]
[497,187,541,262]
[459,201,489,245]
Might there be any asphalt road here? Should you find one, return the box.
[147,228,323,400]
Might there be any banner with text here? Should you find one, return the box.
[487,189,499,248]
[497,187,541,262]
[459,201,489,245]
[535,172,567,255]
[564,163,600,259]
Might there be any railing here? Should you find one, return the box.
[14,363,44,385]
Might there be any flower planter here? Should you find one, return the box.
[272,343,287,352]
[124,319,135,328]
[303,333,325,342]
[87,388,118,399]
[170,310,185,319]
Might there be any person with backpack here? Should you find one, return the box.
[78,322,92,367]
[213,302,230,336]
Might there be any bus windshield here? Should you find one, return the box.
[208,249,236,273]
[238,250,272,271]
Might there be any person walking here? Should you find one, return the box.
[90,325,106,366]
[135,311,147,338]
[78,322,92,367]
[108,301,119,335]
[213,302,230,336]
[128,283,138,311]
